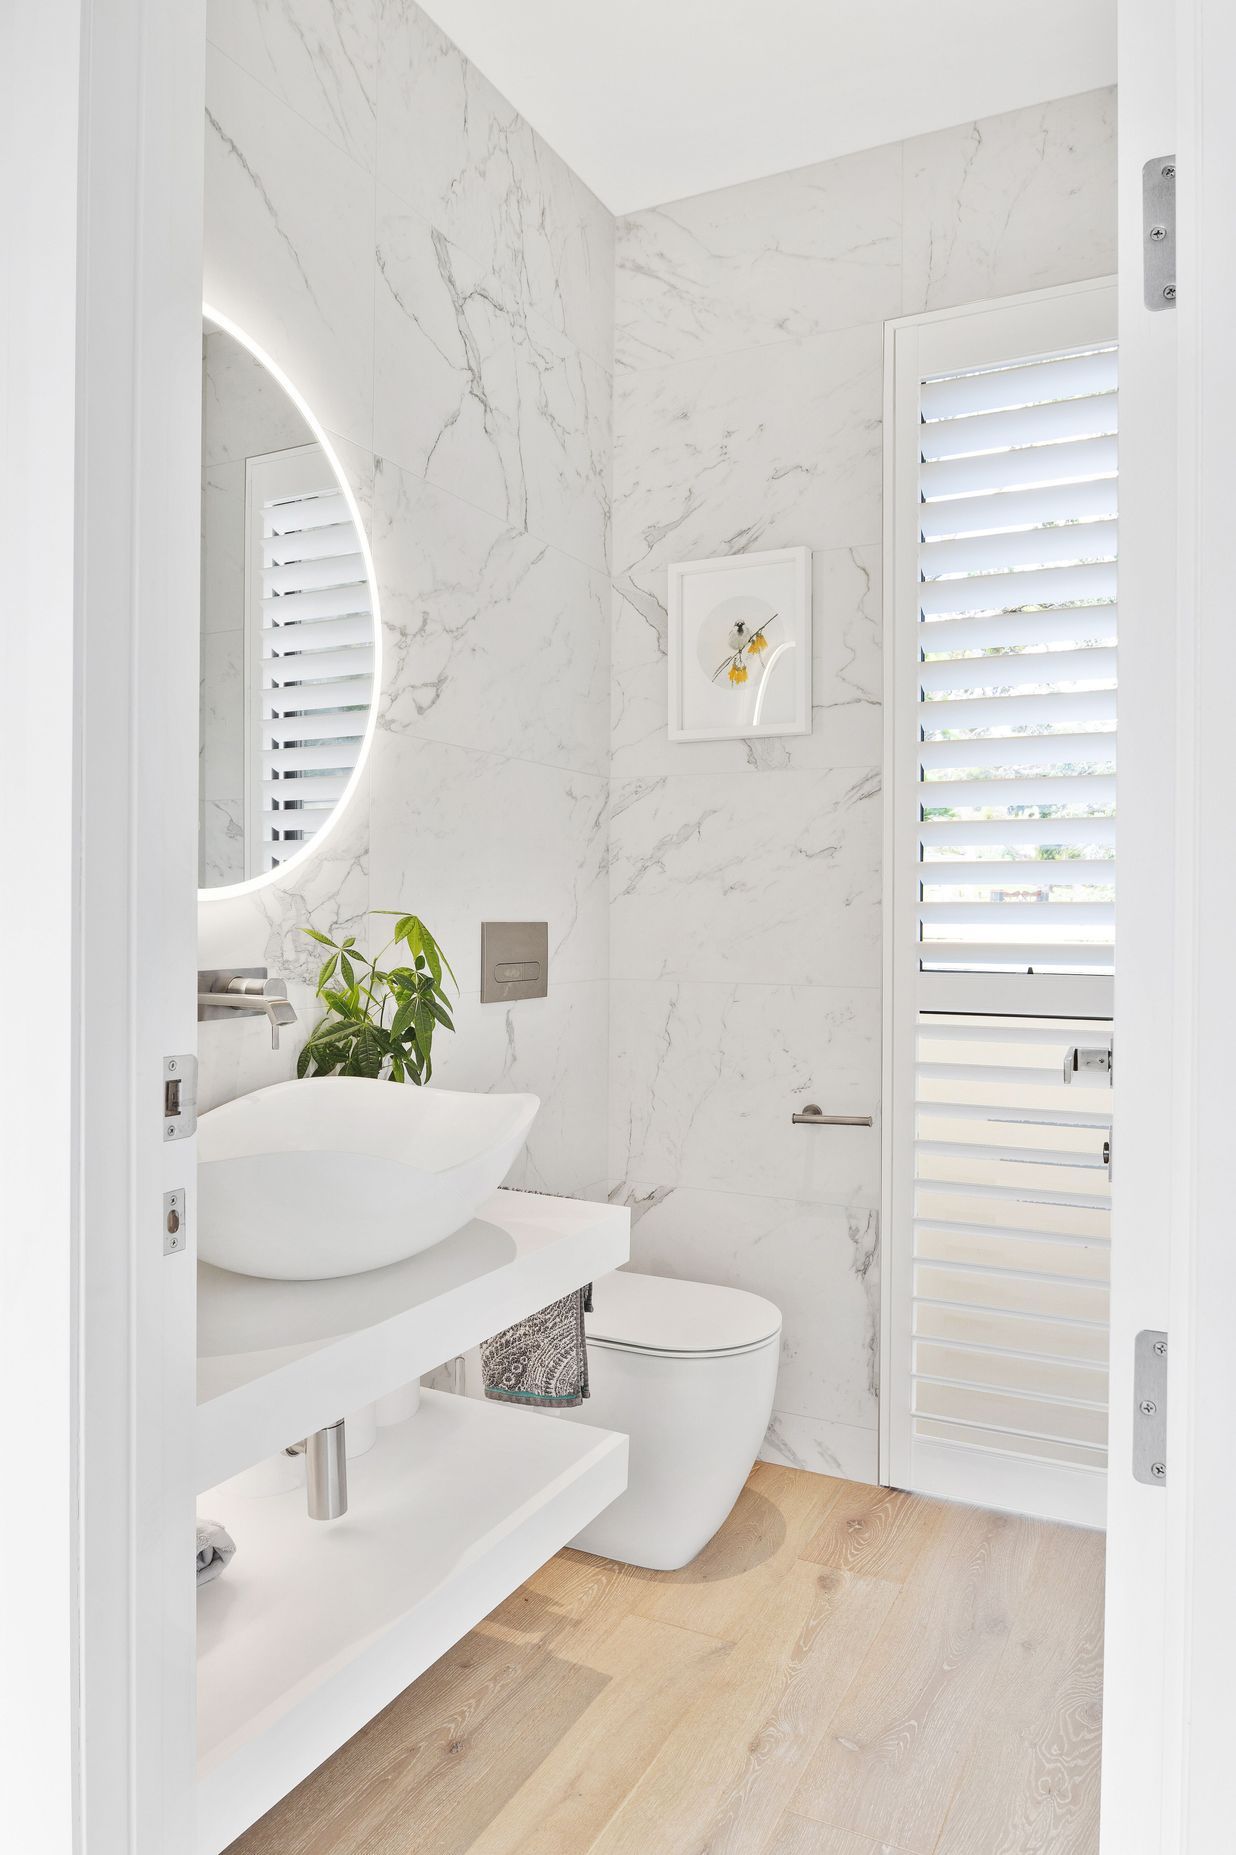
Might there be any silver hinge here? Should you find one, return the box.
[1062,1043,1113,1085]
[1133,1330,1168,1486]
[163,1053,198,1141]
[1143,156,1177,309]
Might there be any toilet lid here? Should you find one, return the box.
[586,1270,782,1358]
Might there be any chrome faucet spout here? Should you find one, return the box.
[197,971,299,1048]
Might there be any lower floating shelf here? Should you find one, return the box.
[196,1390,627,1855]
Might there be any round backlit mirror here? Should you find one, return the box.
[198,310,378,896]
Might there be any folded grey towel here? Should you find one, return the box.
[481,1285,592,1408]
[196,1516,237,1586]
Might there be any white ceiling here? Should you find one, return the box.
[416,0,1117,214]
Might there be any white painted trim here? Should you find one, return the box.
[0,5,83,1843]
[1098,5,1179,1844]
[880,280,1117,1506]
[1158,2,1236,1843]
[1,2,205,1848]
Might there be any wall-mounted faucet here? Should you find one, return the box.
[198,969,298,1049]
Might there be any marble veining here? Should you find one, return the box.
[374,0,613,373]
[204,44,376,450]
[615,140,902,372]
[207,0,379,172]
[902,88,1118,313]
[609,766,881,988]
[373,457,608,779]
[612,321,883,582]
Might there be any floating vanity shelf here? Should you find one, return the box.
[197,1390,627,1855]
[196,1190,630,1491]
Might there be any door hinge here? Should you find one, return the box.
[1143,156,1177,309]
[1133,1330,1168,1486]
[163,1053,198,1141]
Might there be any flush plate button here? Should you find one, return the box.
[481,923,548,1003]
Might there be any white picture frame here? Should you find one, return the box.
[667,546,812,742]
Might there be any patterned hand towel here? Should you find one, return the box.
[481,1284,593,1408]
[196,1516,237,1586]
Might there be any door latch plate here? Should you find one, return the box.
[163,1053,198,1141]
[1133,1330,1168,1486]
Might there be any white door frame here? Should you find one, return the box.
[1102,2,1236,1848]
[1159,0,1236,1843]
[1,1,204,1848]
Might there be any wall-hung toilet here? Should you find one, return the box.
[560,1270,781,1571]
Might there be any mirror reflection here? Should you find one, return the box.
[199,318,376,891]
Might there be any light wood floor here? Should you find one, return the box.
[227,1462,1105,1855]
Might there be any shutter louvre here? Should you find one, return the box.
[915,339,1117,979]
[250,458,374,874]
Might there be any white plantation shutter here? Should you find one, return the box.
[916,342,1116,985]
[910,1017,1111,1508]
[245,447,374,876]
[886,285,1117,1527]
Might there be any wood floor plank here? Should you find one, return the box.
[586,1558,899,1855]
[462,1614,729,1855]
[802,1483,944,1585]
[932,1523,1105,1855]
[790,1502,1044,1853]
[226,1546,643,1854]
[228,1468,1104,1855]
[764,1814,906,1855]
[630,1458,845,1644]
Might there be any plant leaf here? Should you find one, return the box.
[301,927,337,948]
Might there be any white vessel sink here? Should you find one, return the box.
[197,1078,539,1280]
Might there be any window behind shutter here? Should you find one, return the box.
[915,343,1117,982]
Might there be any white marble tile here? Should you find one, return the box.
[200,461,245,636]
[612,321,883,581]
[902,88,1118,314]
[615,1182,879,1433]
[207,0,378,170]
[612,543,882,778]
[204,45,376,450]
[374,195,611,572]
[372,457,608,778]
[610,979,880,1206]
[432,982,608,1196]
[202,328,315,467]
[374,195,525,534]
[616,142,901,372]
[760,1410,879,1484]
[199,629,246,888]
[367,731,608,992]
[513,309,612,576]
[374,0,613,371]
[609,766,880,988]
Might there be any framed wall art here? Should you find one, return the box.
[667,546,812,742]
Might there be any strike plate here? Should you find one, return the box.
[163,1053,198,1141]
[163,1189,186,1257]
[1133,1329,1168,1485]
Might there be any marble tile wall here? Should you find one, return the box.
[198,0,614,1202]
[609,87,1116,1480]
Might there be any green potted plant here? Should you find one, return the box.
[297,911,456,1083]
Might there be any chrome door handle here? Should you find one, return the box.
[791,1104,873,1127]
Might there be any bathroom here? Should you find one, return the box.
[11,0,1233,1850]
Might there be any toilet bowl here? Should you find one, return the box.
[560,1270,781,1571]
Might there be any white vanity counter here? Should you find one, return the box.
[197,1188,629,1491]
[195,1189,629,1854]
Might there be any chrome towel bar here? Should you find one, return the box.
[791,1104,873,1127]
